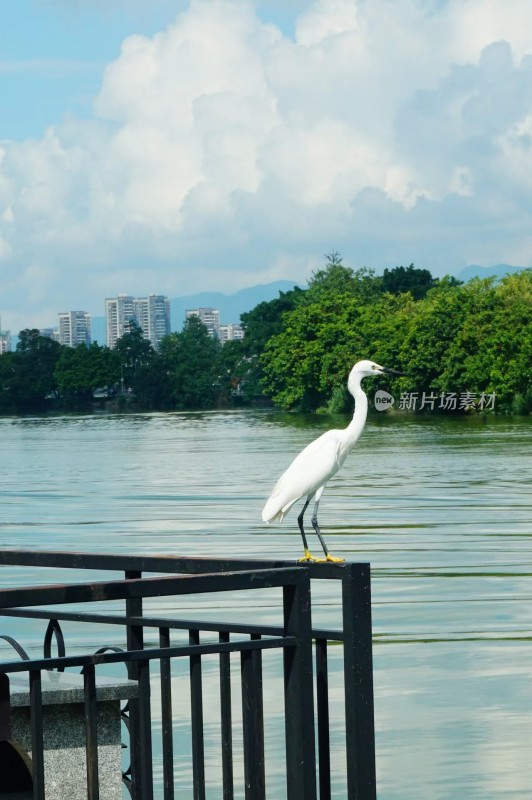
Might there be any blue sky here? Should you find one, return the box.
[1,0,532,332]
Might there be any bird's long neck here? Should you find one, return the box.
[343,375,368,451]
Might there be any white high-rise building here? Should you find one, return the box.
[219,323,244,344]
[105,295,136,349]
[58,311,91,347]
[39,328,59,342]
[146,294,171,349]
[0,330,11,354]
[185,307,220,339]
[105,294,170,350]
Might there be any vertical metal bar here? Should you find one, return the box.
[219,632,234,800]
[251,633,265,795]
[137,657,154,800]
[240,650,264,800]
[189,629,205,800]
[316,639,331,800]
[241,649,265,800]
[159,627,175,800]
[125,570,143,800]
[0,673,12,741]
[283,574,317,800]
[83,664,100,800]
[30,669,45,800]
[342,563,377,800]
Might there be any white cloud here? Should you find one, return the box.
[1,0,532,333]
[448,0,532,63]
[295,0,361,45]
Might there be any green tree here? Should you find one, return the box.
[239,286,304,400]
[55,343,120,403]
[6,329,63,410]
[260,291,369,410]
[216,339,248,403]
[398,279,471,391]
[132,353,172,410]
[114,321,156,392]
[307,253,382,304]
[381,264,435,300]
[0,352,17,412]
[240,287,304,356]
[483,271,532,411]
[160,316,221,408]
[391,273,531,412]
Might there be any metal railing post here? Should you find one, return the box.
[342,562,377,799]
[83,664,100,800]
[219,632,234,800]
[316,638,331,800]
[241,648,265,800]
[30,669,45,800]
[283,572,317,800]
[159,627,175,800]
[189,629,205,800]
[125,570,144,800]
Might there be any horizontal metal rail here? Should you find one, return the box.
[0,567,305,609]
[0,547,356,580]
[0,607,344,642]
[0,636,296,675]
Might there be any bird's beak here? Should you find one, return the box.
[381,367,405,376]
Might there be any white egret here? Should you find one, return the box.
[262,359,402,563]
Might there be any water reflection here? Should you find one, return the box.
[0,411,531,798]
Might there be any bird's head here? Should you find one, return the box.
[349,359,404,383]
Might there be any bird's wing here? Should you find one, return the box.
[262,430,342,523]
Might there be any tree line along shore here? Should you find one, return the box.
[1,257,530,415]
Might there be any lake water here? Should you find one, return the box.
[0,410,531,799]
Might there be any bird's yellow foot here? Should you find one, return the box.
[316,553,345,564]
[298,549,317,563]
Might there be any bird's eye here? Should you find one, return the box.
[371,364,377,370]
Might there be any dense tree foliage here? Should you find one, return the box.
[55,342,120,404]
[0,259,529,414]
[159,315,222,409]
[260,266,532,414]
[0,329,62,412]
[381,263,438,299]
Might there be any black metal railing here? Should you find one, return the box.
[0,550,376,800]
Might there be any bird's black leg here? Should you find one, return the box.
[310,498,330,557]
[311,496,345,563]
[297,498,315,561]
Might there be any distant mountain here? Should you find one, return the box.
[457,264,529,282]
[170,280,302,330]
[89,280,302,342]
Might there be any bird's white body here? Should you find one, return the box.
[261,359,394,561]
[262,399,367,524]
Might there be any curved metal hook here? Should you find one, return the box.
[0,634,30,661]
[43,619,66,672]
[92,646,125,655]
